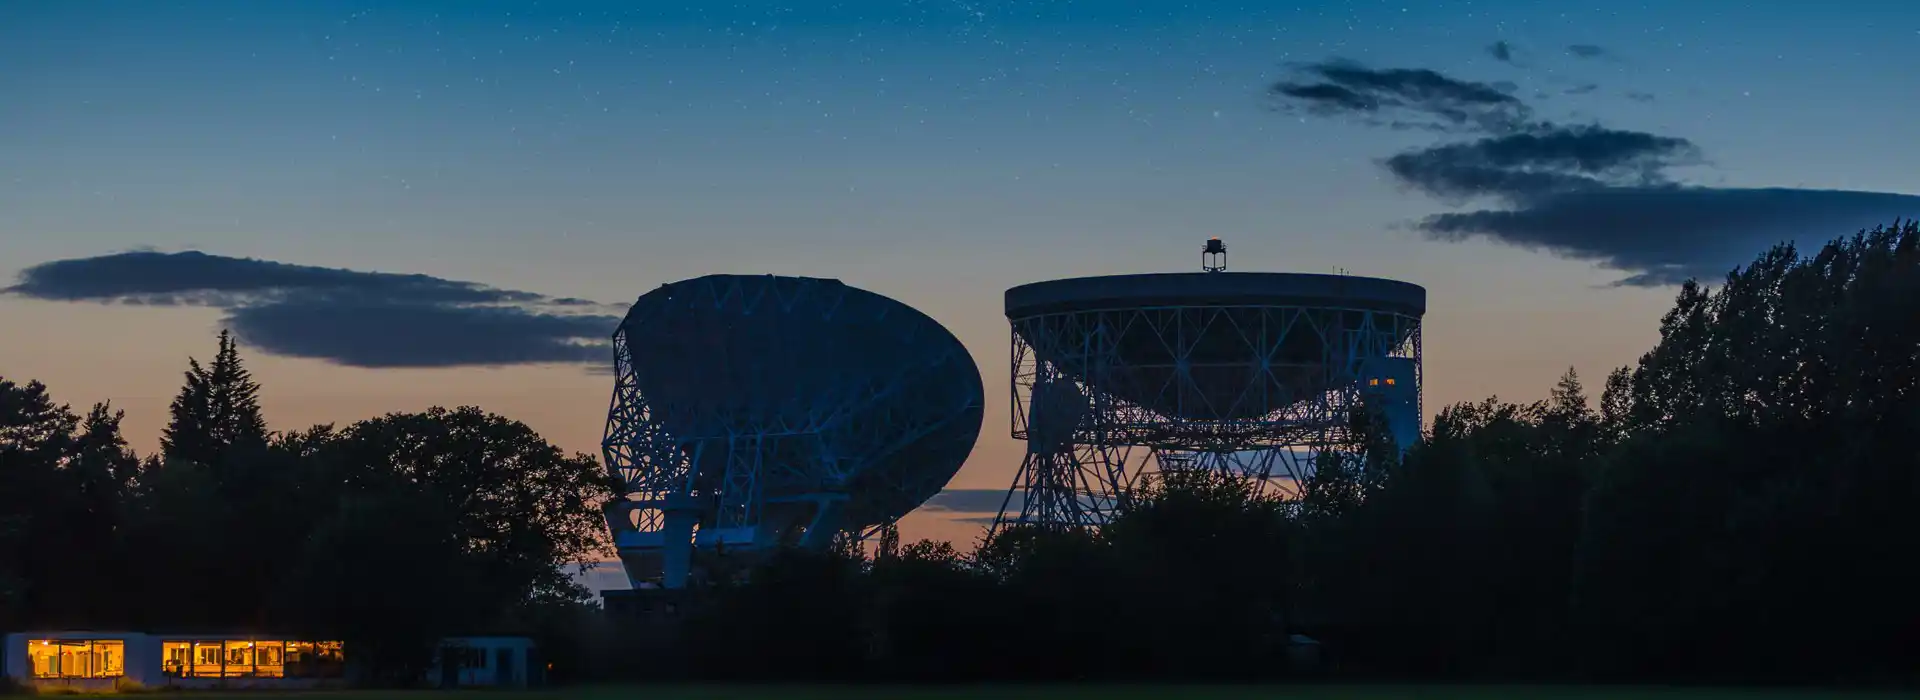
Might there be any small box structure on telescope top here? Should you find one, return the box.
[1202,237,1227,272]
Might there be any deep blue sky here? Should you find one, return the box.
[3,1,1916,552]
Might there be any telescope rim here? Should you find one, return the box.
[1004,271,1426,320]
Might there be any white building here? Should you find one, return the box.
[3,631,533,691]
[426,637,539,689]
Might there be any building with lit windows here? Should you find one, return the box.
[3,632,534,691]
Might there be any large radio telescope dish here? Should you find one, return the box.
[993,268,1427,532]
[603,274,984,589]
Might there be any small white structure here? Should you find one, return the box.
[428,637,538,689]
[1286,633,1323,670]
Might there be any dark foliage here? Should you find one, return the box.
[5,220,1918,687]
[639,220,1920,686]
[0,333,615,685]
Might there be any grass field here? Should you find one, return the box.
[143,685,1918,700]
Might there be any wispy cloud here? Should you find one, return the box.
[1567,44,1610,60]
[1487,40,1518,65]
[1268,59,1532,133]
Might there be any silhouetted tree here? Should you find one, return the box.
[866,538,1004,680]
[0,377,76,456]
[1574,221,1920,681]
[1101,469,1295,678]
[321,406,615,602]
[279,489,483,685]
[12,221,1920,687]
[161,329,268,470]
[2,349,617,684]
[679,547,871,681]
[121,458,232,628]
[37,403,142,625]
[0,383,132,627]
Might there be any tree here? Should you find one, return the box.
[0,380,149,628]
[0,378,79,627]
[161,330,269,470]
[0,512,25,628]
[680,546,872,681]
[866,539,1004,681]
[0,377,77,457]
[278,490,485,685]
[39,403,142,625]
[1100,469,1296,678]
[1575,221,1920,680]
[70,403,141,492]
[120,458,232,628]
[144,332,285,628]
[321,406,616,604]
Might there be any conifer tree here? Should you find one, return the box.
[161,330,268,468]
[70,402,140,507]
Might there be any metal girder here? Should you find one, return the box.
[990,302,1423,536]
[602,275,984,590]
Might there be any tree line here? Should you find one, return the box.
[635,221,1920,685]
[6,221,1917,686]
[0,332,616,684]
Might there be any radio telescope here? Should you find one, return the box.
[602,274,985,589]
[991,238,1426,532]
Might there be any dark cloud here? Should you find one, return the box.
[228,297,616,368]
[6,251,617,368]
[1625,91,1657,103]
[7,250,541,306]
[1269,59,1920,286]
[1568,44,1609,59]
[1382,125,1701,202]
[1419,187,1920,287]
[922,488,1020,515]
[1487,41,1517,64]
[1269,59,1532,132]
[1565,83,1600,96]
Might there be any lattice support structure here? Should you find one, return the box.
[991,441,1136,533]
[602,275,983,590]
[989,279,1424,535]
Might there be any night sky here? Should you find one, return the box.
[3,1,1916,588]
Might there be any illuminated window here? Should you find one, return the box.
[254,642,286,678]
[224,640,256,677]
[286,642,312,676]
[1368,378,1379,386]
[284,641,346,679]
[26,639,125,679]
[191,641,224,678]
[312,642,346,679]
[156,638,341,679]
[162,641,190,677]
[1385,378,1396,385]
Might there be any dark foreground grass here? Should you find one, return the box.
[146,685,1918,700]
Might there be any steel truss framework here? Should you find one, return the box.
[990,302,1422,535]
[602,275,983,589]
